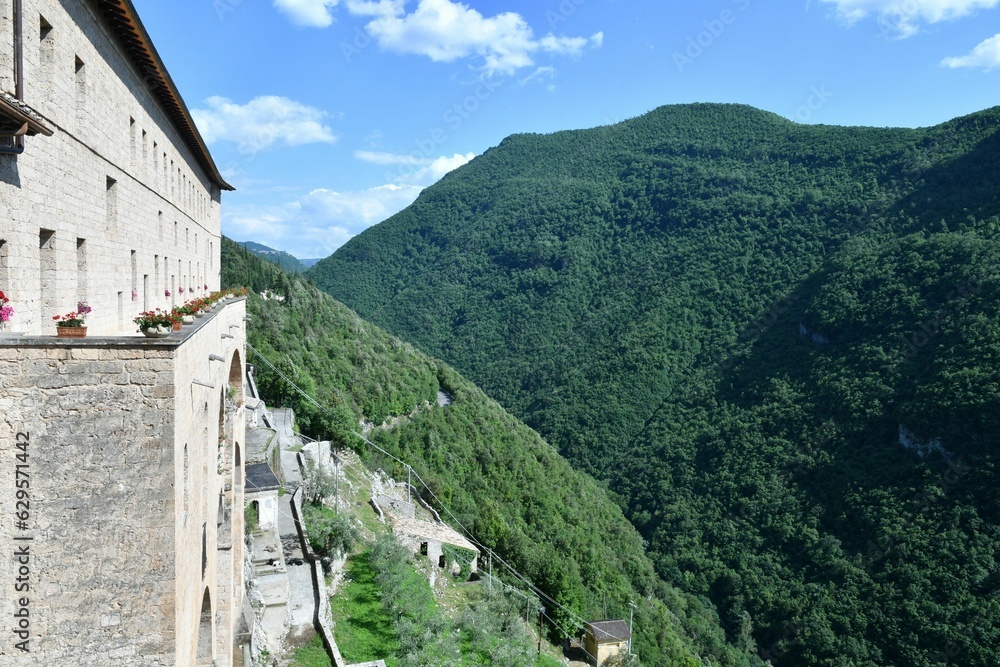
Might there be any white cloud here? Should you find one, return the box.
[273,0,341,27]
[224,183,423,258]
[353,150,428,165]
[344,0,405,16]
[519,66,556,87]
[278,0,602,73]
[192,96,338,154]
[224,151,477,257]
[414,152,476,184]
[355,149,476,185]
[819,0,1000,37]
[942,33,1000,69]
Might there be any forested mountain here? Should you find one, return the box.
[307,104,1000,666]
[221,238,765,667]
[236,240,308,273]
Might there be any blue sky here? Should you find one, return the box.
[131,0,1000,259]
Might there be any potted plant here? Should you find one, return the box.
[176,302,197,324]
[0,290,13,332]
[133,309,174,337]
[53,302,91,338]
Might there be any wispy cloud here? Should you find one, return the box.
[519,66,557,89]
[942,33,1000,69]
[355,149,476,185]
[275,0,603,74]
[192,96,338,154]
[225,151,476,257]
[224,183,423,258]
[273,0,341,28]
[819,0,1000,37]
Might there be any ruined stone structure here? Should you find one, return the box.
[0,1,245,665]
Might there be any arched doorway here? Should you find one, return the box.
[196,588,213,664]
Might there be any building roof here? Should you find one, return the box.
[93,0,234,191]
[586,620,631,643]
[245,463,281,493]
[0,93,53,137]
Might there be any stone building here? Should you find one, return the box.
[0,1,245,665]
[583,620,632,667]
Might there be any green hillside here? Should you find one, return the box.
[222,237,765,666]
[307,104,1000,665]
[237,240,308,273]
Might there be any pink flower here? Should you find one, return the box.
[165,289,171,297]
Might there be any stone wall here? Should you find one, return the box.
[0,345,178,666]
[0,0,222,336]
[171,299,246,667]
[0,298,246,667]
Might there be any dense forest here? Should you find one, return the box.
[221,238,766,666]
[308,104,1000,665]
[235,240,309,273]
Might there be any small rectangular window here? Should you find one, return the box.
[106,176,117,229]
[76,238,87,305]
[74,56,85,120]
[39,16,54,69]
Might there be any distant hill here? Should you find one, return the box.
[236,240,308,273]
[308,103,1000,666]
[221,237,766,667]
[300,258,324,269]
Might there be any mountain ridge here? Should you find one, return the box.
[307,102,1000,666]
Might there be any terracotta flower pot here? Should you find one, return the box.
[172,321,182,331]
[56,326,87,338]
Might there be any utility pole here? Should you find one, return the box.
[628,601,637,656]
[538,607,545,655]
[488,549,493,600]
[333,453,339,516]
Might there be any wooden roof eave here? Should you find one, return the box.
[0,95,53,137]
[94,0,234,191]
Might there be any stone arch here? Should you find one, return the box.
[247,500,259,532]
[196,588,213,663]
[228,349,243,398]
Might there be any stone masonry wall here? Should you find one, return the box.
[0,299,246,666]
[171,298,246,667]
[0,344,178,666]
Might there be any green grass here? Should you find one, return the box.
[290,634,332,667]
[330,551,400,666]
